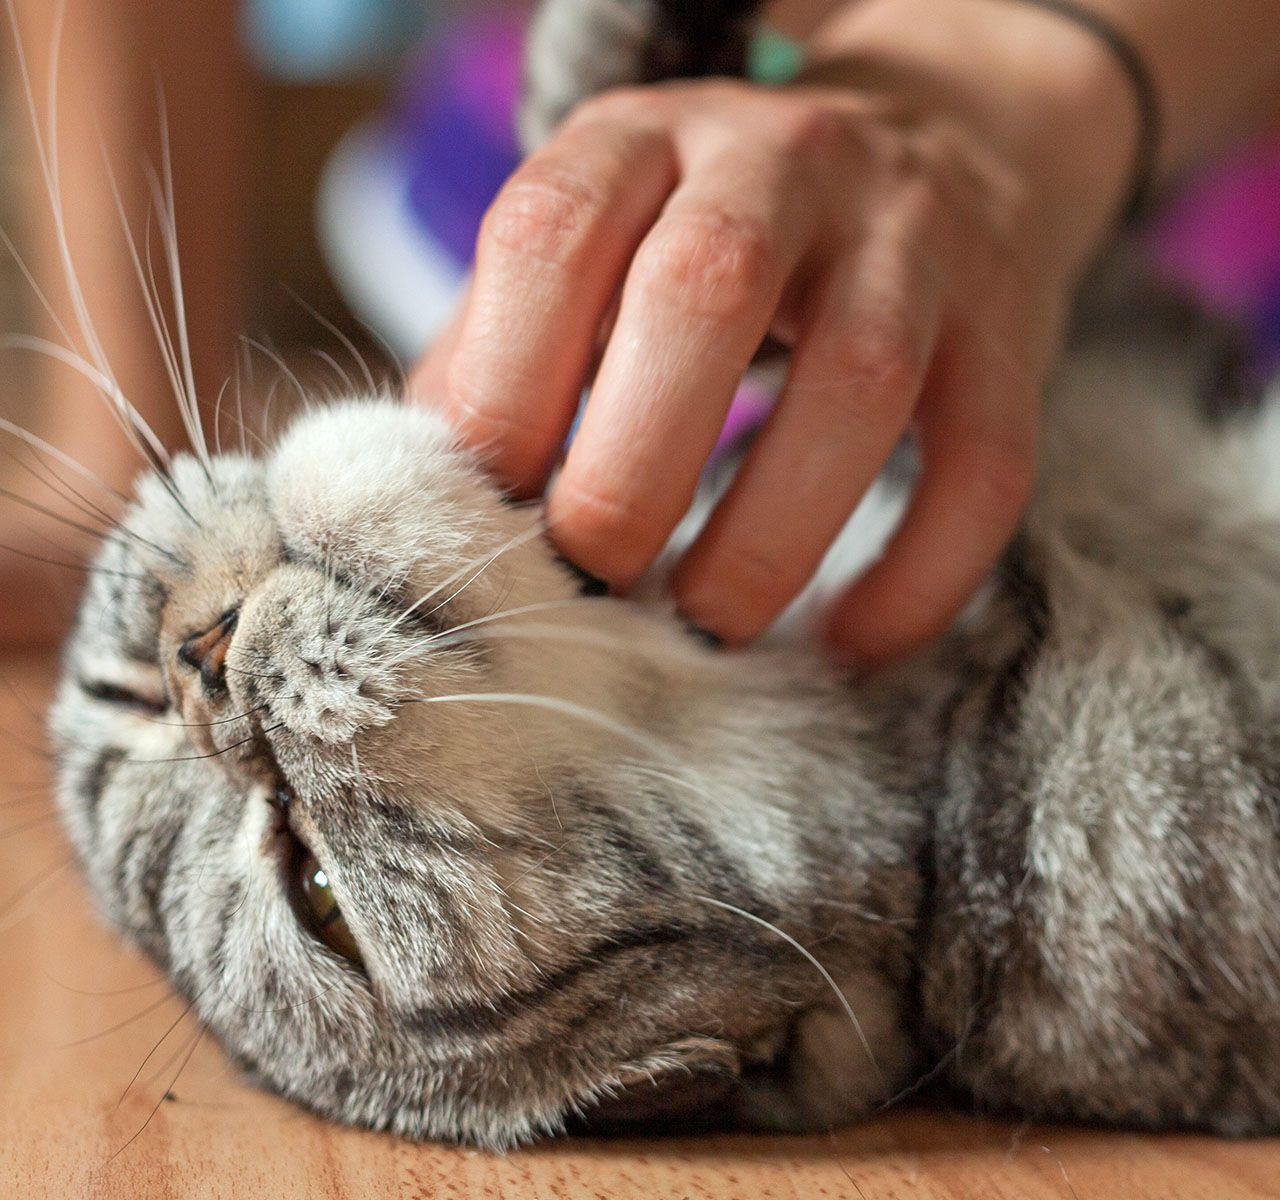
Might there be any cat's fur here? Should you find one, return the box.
[49,0,1280,1150]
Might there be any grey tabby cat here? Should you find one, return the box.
[51,0,1280,1150]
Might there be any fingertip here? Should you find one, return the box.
[670,553,787,648]
[544,475,656,593]
[824,573,955,671]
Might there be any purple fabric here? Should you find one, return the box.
[393,17,522,264]
[1149,134,1280,365]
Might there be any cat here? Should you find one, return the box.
[47,0,1280,1151]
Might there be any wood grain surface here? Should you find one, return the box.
[2,649,1277,1199]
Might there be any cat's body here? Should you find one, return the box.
[48,0,1280,1150]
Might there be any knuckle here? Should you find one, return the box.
[898,173,952,231]
[441,357,539,447]
[633,211,776,320]
[960,436,1036,514]
[770,102,850,158]
[567,85,653,126]
[820,320,921,416]
[481,167,608,267]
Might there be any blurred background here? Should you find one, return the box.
[0,0,1277,644]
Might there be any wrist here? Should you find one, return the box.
[802,0,1142,279]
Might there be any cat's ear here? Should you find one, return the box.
[573,1037,743,1134]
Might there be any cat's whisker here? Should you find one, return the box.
[0,442,122,540]
[0,540,148,581]
[695,895,887,1094]
[111,1020,211,1161]
[0,443,185,568]
[409,597,604,653]
[0,479,185,569]
[242,335,310,420]
[401,691,682,764]
[59,989,183,1050]
[142,703,267,730]
[430,619,712,667]
[0,222,78,352]
[0,856,74,936]
[210,375,232,458]
[146,87,212,471]
[2,1,179,484]
[98,139,207,479]
[43,971,169,998]
[122,722,283,766]
[346,308,408,395]
[2,333,196,521]
[223,662,285,684]
[310,347,355,394]
[428,517,550,604]
[0,481,120,544]
[369,518,552,650]
[282,283,379,394]
[0,811,61,842]
[112,998,200,1113]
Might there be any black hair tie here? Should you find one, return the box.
[1011,0,1162,223]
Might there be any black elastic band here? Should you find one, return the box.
[1011,0,1162,223]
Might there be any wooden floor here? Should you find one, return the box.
[1,650,1277,1199]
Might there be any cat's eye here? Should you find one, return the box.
[293,848,364,968]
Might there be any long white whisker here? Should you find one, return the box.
[148,77,208,467]
[3,0,173,474]
[282,283,377,393]
[421,519,550,613]
[242,335,309,418]
[428,619,711,668]
[97,139,202,471]
[0,335,168,469]
[0,224,76,349]
[0,442,122,536]
[0,415,129,502]
[362,522,553,654]
[695,895,886,1093]
[403,691,680,763]
[380,598,599,664]
[310,348,354,393]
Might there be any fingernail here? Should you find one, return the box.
[684,622,724,650]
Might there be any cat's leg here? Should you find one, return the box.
[519,0,767,148]
[920,525,1280,1134]
[734,968,917,1132]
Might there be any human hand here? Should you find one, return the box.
[412,0,1140,665]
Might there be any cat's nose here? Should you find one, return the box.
[177,609,238,691]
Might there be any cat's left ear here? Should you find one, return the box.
[573,1037,743,1134]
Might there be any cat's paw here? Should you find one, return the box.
[736,970,914,1132]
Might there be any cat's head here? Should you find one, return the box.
[50,399,913,1147]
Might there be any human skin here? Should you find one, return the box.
[411,0,1280,666]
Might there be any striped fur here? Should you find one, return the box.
[46,0,1280,1150]
[49,297,1280,1146]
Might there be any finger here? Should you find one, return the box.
[408,280,472,405]
[671,240,943,643]
[547,143,818,588]
[440,102,679,494]
[826,326,1037,668]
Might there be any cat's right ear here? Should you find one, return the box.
[571,1036,743,1134]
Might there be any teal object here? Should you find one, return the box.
[749,28,804,84]
[244,0,429,80]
